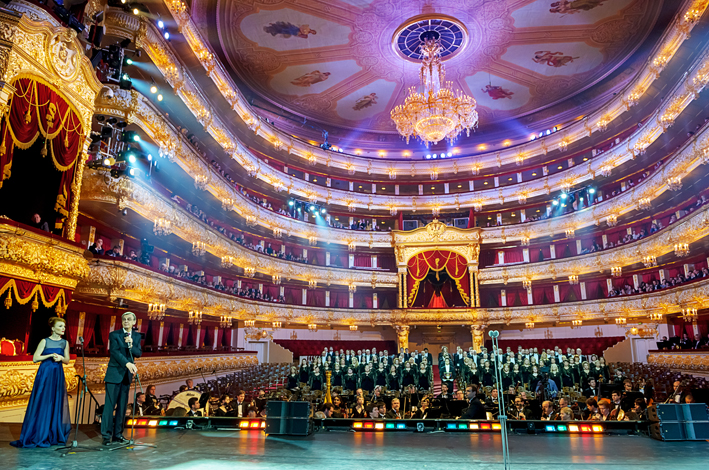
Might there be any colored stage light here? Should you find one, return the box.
[157,94,164,101]
[148,420,158,426]
[592,425,603,433]
[580,425,592,433]
[458,423,468,430]
[150,85,158,94]
[447,423,457,430]
[169,420,178,426]
[126,419,133,425]
[396,423,406,430]
[492,423,501,430]
[239,421,249,428]
[158,420,168,426]
[138,420,148,426]
[480,423,491,430]
[250,421,260,428]
[353,422,363,429]
[385,423,395,429]
[469,424,479,430]
[375,423,384,430]
[545,425,556,432]
[363,422,374,429]
[261,422,266,428]
[568,425,579,432]
[556,425,567,432]
[158,20,164,29]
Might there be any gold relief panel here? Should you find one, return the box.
[79,257,709,327]
[0,359,78,408]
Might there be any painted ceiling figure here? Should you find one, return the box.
[353,93,378,111]
[533,51,580,68]
[291,70,331,87]
[482,84,514,100]
[550,0,607,14]
[263,22,317,39]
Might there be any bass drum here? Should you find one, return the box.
[168,391,205,415]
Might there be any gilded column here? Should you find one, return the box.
[474,271,481,307]
[0,11,19,118]
[398,272,403,309]
[403,271,408,308]
[394,324,410,351]
[470,324,486,353]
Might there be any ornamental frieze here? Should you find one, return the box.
[0,359,78,409]
[101,7,709,212]
[93,84,709,248]
[0,223,89,288]
[80,169,398,288]
[74,353,258,392]
[78,258,709,327]
[157,0,706,176]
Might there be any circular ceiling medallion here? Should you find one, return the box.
[393,15,468,62]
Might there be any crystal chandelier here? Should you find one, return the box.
[192,241,207,256]
[220,315,232,328]
[188,310,202,325]
[674,243,689,257]
[391,32,478,146]
[153,218,172,236]
[349,325,358,331]
[611,266,622,277]
[148,303,166,321]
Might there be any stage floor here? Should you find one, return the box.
[0,424,706,470]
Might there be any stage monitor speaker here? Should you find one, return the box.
[265,401,312,436]
[651,404,709,441]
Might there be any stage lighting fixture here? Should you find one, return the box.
[147,154,153,161]
[288,200,294,206]
[552,200,559,206]
[129,168,136,176]
[133,7,139,15]
[157,94,163,101]
[128,154,137,163]
[122,208,128,216]
[164,32,170,40]
[588,188,595,194]
[121,130,140,143]
[309,205,315,212]
[150,85,158,94]
[158,20,164,29]
[560,193,567,200]
[320,208,326,214]
[96,115,105,122]
[125,58,133,65]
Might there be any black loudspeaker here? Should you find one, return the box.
[650,404,709,441]
[265,401,312,436]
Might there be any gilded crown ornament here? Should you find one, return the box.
[391,32,477,146]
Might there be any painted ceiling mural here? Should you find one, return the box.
[194,0,663,139]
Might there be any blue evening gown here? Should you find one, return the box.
[10,337,71,448]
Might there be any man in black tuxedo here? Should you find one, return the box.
[101,312,142,446]
[187,397,202,417]
[460,385,486,420]
[422,348,433,366]
[583,378,601,399]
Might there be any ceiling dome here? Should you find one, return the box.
[195,0,666,153]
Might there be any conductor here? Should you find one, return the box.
[101,312,142,446]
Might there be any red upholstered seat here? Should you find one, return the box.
[495,337,625,356]
[13,339,24,355]
[0,338,17,356]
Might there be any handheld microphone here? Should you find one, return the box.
[79,336,84,344]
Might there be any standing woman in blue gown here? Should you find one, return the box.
[11,317,71,448]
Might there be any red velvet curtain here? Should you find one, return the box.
[217,328,225,348]
[503,249,524,264]
[199,326,207,348]
[99,315,112,352]
[354,255,372,267]
[65,310,80,346]
[151,320,160,346]
[82,312,96,348]
[407,250,469,306]
[0,78,85,233]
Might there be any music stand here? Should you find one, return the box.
[57,337,100,457]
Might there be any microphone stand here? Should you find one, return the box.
[111,331,157,452]
[489,331,510,470]
[58,336,99,457]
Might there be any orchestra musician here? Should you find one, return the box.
[213,395,232,417]
[459,385,486,420]
[232,391,247,418]
[350,396,367,418]
[510,397,533,420]
[144,385,163,415]
[385,398,403,419]
[540,400,557,420]
[187,397,202,417]
[584,398,602,420]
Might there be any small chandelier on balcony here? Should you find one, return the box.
[597,115,610,132]
[349,283,357,293]
[681,308,698,320]
[273,227,283,239]
[188,310,202,325]
[606,215,618,227]
[153,218,172,236]
[568,275,579,285]
[649,312,663,321]
[520,236,530,246]
[611,266,622,277]
[148,303,166,321]
[571,319,583,327]
[308,279,317,290]
[522,279,532,291]
[192,241,207,256]
[642,255,657,268]
[272,274,282,285]
[221,256,234,268]
[390,32,478,147]
[667,176,682,191]
[308,323,318,331]
[674,243,689,257]
[525,321,535,329]
[349,325,358,331]
[272,321,282,330]
[615,317,627,325]
[244,267,256,278]
[220,315,232,328]
[244,320,255,327]
[431,205,441,217]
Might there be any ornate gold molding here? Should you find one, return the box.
[392,220,481,267]
[0,222,89,288]
[158,0,705,176]
[648,351,709,372]
[0,358,78,409]
[2,1,103,239]
[102,4,709,213]
[479,204,709,284]
[74,352,258,393]
[77,257,709,327]
[80,169,398,288]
